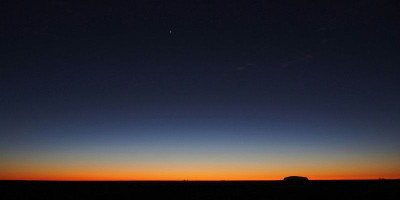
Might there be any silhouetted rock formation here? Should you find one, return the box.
[283,176,309,182]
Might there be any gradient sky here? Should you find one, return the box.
[1,0,400,180]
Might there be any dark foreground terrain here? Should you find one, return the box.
[1,180,399,200]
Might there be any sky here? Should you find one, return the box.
[1,0,400,180]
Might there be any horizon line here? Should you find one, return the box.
[1,178,399,182]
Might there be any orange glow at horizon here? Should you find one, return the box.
[2,140,400,181]
[1,163,399,181]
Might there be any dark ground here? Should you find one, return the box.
[1,180,399,200]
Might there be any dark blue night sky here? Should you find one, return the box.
[1,1,399,180]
